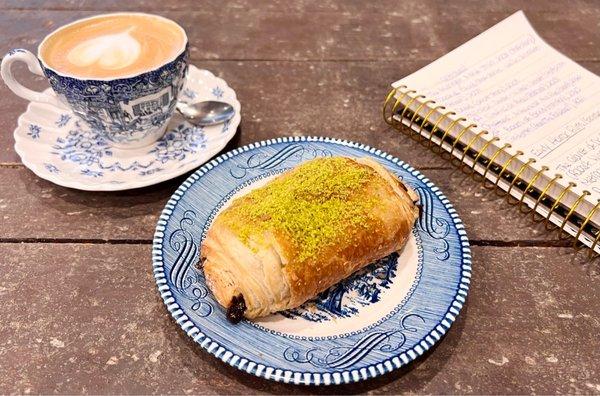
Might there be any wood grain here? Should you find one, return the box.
[1,1,599,393]
[0,165,570,243]
[0,243,597,394]
[2,59,449,164]
[1,60,600,164]
[0,5,599,62]
[2,0,598,13]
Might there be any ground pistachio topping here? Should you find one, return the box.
[220,157,380,262]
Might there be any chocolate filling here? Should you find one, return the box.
[195,256,206,270]
[416,203,423,219]
[226,294,247,324]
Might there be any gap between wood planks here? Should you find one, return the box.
[0,237,575,248]
[1,56,599,63]
[0,163,451,170]
[1,4,599,19]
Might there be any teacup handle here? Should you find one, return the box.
[1,48,62,107]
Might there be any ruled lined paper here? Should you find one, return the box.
[395,11,600,196]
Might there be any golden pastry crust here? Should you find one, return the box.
[201,156,419,321]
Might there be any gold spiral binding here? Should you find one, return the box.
[383,87,401,124]
[573,199,600,251]
[389,89,416,129]
[415,103,444,144]
[382,86,599,258]
[426,110,456,149]
[590,232,600,258]
[505,158,536,205]
[435,116,467,155]
[531,174,563,222]
[544,182,577,231]
[493,150,524,196]
[449,124,477,166]
[409,100,434,129]
[458,130,489,173]
[481,143,512,190]
[518,165,549,213]
[470,136,500,181]
[408,100,437,142]
[400,94,426,140]
[558,190,591,239]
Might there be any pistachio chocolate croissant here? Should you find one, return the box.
[200,156,419,322]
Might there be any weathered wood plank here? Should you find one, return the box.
[0,2,598,394]
[1,0,598,13]
[0,6,598,62]
[2,60,600,164]
[0,59,454,165]
[0,164,571,243]
[0,243,597,394]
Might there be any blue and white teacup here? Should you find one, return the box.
[1,13,189,149]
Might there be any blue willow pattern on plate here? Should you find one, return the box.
[152,137,472,385]
[282,313,426,370]
[281,252,403,322]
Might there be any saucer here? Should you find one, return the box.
[13,66,241,191]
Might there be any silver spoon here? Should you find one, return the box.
[176,100,235,126]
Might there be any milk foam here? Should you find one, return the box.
[40,13,185,78]
[66,28,142,71]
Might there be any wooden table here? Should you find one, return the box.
[1,1,599,394]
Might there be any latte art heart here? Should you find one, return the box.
[40,13,186,79]
[67,29,142,70]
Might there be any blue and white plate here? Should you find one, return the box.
[152,137,471,385]
[13,66,240,191]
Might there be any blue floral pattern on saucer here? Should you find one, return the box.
[152,137,472,385]
[13,66,240,191]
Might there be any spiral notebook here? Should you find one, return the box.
[384,11,600,256]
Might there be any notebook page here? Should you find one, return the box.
[396,11,600,199]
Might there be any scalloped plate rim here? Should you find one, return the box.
[151,136,472,386]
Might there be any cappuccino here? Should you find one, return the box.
[40,13,186,79]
